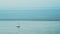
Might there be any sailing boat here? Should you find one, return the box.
[16,22,20,28]
[16,22,21,34]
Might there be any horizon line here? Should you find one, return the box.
[0,19,60,21]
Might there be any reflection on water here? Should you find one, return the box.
[0,21,60,34]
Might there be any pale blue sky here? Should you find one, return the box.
[0,0,60,20]
[0,0,60,10]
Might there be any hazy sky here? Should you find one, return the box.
[0,0,60,10]
[0,0,60,20]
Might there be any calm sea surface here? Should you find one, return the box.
[0,21,60,34]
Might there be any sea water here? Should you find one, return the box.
[0,21,60,34]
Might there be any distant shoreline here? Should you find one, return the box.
[0,19,60,21]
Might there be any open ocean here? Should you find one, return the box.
[0,21,60,34]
